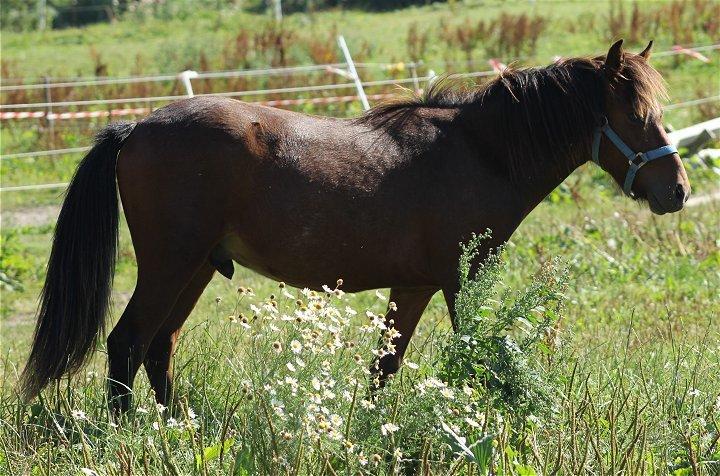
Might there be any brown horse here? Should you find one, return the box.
[21,40,690,413]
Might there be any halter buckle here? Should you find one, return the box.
[630,152,647,168]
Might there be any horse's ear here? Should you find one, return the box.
[605,39,624,77]
[639,40,653,60]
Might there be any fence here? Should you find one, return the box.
[1,42,718,117]
[0,71,449,113]
[2,40,719,193]
[2,42,718,91]
[1,42,717,117]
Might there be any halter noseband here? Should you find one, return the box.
[591,117,677,196]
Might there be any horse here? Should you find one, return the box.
[21,40,690,413]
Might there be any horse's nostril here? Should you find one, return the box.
[674,184,686,203]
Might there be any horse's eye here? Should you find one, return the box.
[628,113,645,125]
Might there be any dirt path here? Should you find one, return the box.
[686,189,720,208]
[1,205,60,229]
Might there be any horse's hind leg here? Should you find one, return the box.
[106,249,209,414]
[143,263,215,408]
[375,287,437,385]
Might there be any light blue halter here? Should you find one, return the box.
[591,117,678,196]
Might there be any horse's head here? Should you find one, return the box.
[595,39,690,214]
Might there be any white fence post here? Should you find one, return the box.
[178,70,198,98]
[337,35,369,111]
[273,0,283,22]
[667,116,720,153]
[43,76,55,148]
[427,69,437,87]
[409,62,421,94]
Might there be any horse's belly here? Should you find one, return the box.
[215,234,343,290]
[213,233,420,292]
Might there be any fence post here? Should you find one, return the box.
[43,76,55,149]
[178,70,199,98]
[38,0,47,30]
[337,35,369,111]
[273,0,283,22]
[409,62,421,94]
[427,69,437,87]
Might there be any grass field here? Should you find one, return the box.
[2,1,720,474]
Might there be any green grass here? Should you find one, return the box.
[0,3,629,77]
[1,1,720,474]
[0,1,716,78]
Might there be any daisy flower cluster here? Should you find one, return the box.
[226,280,414,470]
[217,278,518,473]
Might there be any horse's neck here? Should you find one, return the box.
[516,160,581,217]
[457,100,587,217]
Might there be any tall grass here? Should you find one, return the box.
[1,228,718,474]
[606,0,720,47]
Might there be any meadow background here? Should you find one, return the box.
[1,0,720,474]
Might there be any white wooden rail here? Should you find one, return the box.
[667,117,720,149]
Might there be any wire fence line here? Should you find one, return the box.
[663,95,720,110]
[0,59,424,88]
[1,146,92,160]
[0,62,412,92]
[637,43,720,58]
[1,42,717,94]
[0,70,489,110]
[2,70,717,113]
[0,63,347,90]
[0,182,70,193]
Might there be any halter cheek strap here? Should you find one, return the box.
[591,117,678,196]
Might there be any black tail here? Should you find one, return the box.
[20,122,136,401]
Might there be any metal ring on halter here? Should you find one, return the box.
[631,152,646,165]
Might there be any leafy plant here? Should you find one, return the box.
[439,232,567,420]
[0,230,32,291]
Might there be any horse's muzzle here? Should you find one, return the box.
[648,182,690,215]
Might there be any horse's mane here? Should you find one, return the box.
[357,54,667,180]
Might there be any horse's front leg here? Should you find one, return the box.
[441,285,459,332]
[372,287,437,386]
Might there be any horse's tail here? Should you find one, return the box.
[20,121,136,401]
